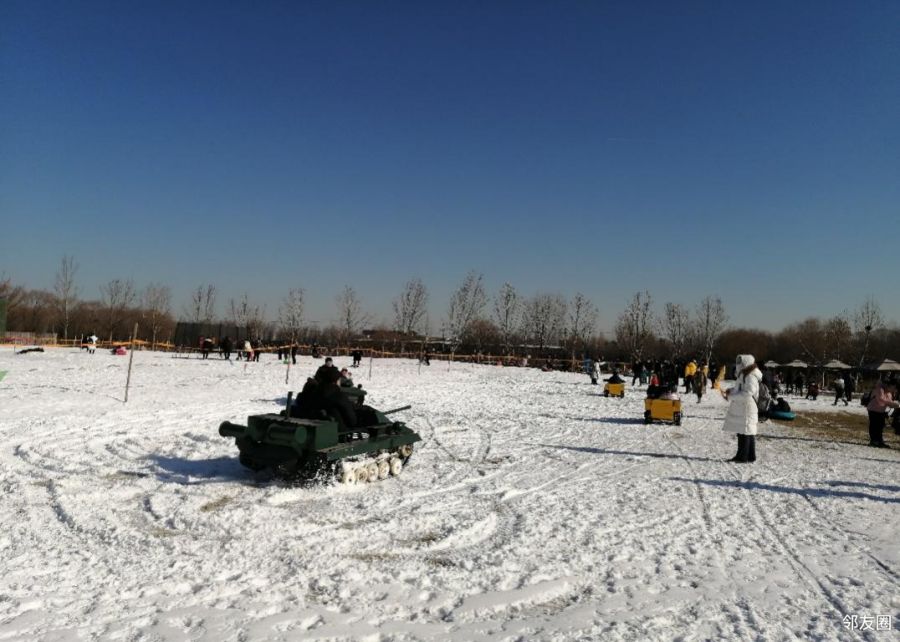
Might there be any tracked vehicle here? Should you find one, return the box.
[219,380,420,483]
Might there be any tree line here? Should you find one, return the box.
[1,259,897,366]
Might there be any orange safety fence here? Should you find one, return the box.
[1,339,557,366]
[2,338,597,371]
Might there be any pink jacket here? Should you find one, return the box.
[867,383,899,413]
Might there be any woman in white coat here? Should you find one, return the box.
[722,354,762,463]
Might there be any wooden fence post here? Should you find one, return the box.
[124,322,139,403]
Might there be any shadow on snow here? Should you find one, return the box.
[539,443,720,463]
[670,477,900,504]
[146,454,251,485]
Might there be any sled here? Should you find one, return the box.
[767,410,796,421]
[644,398,682,425]
[604,382,625,398]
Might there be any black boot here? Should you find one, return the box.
[746,435,756,462]
[730,435,748,462]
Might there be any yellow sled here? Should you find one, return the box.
[644,398,682,425]
[604,382,625,398]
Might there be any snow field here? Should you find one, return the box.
[0,350,898,641]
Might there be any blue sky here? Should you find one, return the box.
[2,1,898,333]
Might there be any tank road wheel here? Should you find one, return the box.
[674,412,682,426]
[365,462,379,483]
[644,410,652,425]
[389,457,403,476]
[398,444,414,459]
[377,460,390,480]
[339,464,356,484]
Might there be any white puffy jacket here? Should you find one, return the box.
[722,368,762,435]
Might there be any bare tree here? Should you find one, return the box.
[185,284,217,324]
[141,283,172,349]
[568,292,598,359]
[230,293,265,337]
[660,302,690,359]
[853,297,884,368]
[392,278,429,351]
[446,271,487,349]
[279,288,305,340]
[493,282,521,355]
[824,314,852,360]
[614,291,655,362]
[0,273,25,318]
[228,292,266,338]
[784,318,827,363]
[335,286,370,345]
[695,295,728,364]
[99,278,136,342]
[464,317,501,354]
[521,293,568,354]
[53,255,79,341]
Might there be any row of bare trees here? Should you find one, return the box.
[615,292,729,365]
[2,260,898,365]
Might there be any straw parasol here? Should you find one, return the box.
[871,358,900,371]
[763,360,780,368]
[783,359,808,368]
[822,359,851,370]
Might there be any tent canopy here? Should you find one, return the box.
[783,359,809,368]
[871,358,900,372]
[822,359,851,370]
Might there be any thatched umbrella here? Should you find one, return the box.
[763,360,780,368]
[783,359,808,368]
[822,359,851,370]
[871,358,900,372]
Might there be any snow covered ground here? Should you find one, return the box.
[0,349,897,641]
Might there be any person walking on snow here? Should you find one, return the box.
[684,360,697,394]
[844,374,856,404]
[692,368,705,403]
[722,354,762,463]
[866,378,899,448]
[832,375,846,406]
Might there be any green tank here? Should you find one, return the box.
[219,381,420,483]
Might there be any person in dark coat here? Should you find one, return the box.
[844,374,856,404]
[605,370,625,384]
[692,370,705,403]
[805,381,819,401]
[315,357,340,385]
[290,343,298,365]
[321,382,357,429]
[220,336,232,360]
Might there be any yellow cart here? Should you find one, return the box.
[604,382,625,398]
[644,398,682,425]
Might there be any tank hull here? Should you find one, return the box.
[219,413,421,479]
